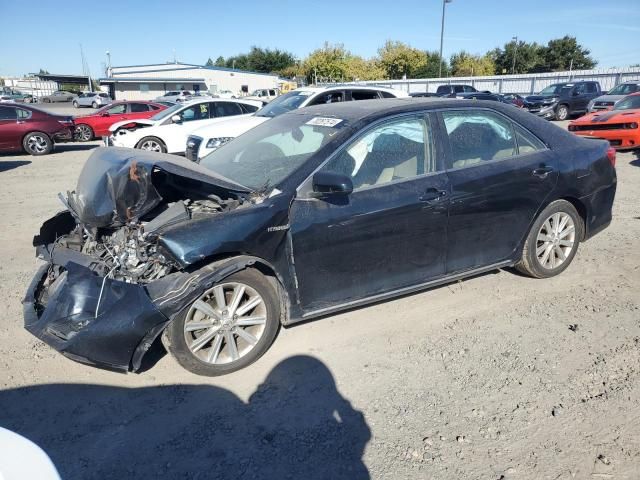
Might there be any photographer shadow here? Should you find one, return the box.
[0,355,370,480]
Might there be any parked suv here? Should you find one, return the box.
[524,81,601,120]
[587,80,640,112]
[436,84,477,97]
[73,92,112,109]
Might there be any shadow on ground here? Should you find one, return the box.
[53,143,100,153]
[0,355,371,480]
[0,160,31,172]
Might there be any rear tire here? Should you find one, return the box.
[72,101,79,108]
[23,132,53,156]
[555,104,569,121]
[164,269,281,376]
[136,136,167,153]
[516,200,583,278]
[91,102,98,108]
[74,124,94,142]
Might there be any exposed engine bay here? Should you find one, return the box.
[38,147,255,284]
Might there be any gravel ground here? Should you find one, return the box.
[0,122,639,480]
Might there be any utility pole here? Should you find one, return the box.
[439,0,452,79]
[105,51,111,77]
[511,36,518,74]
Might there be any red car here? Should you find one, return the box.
[73,101,167,141]
[568,93,640,149]
[0,104,74,155]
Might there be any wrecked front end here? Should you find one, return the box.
[23,147,255,371]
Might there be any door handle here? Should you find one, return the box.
[532,165,554,178]
[419,188,447,203]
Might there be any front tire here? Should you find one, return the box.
[23,132,53,156]
[164,269,281,376]
[555,104,569,121]
[72,101,79,108]
[136,136,167,153]
[516,200,583,278]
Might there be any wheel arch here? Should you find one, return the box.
[135,134,167,149]
[130,253,291,372]
[557,196,587,240]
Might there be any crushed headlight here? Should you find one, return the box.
[206,137,234,149]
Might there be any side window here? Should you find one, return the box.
[149,104,161,111]
[214,102,243,117]
[379,90,396,98]
[269,89,276,96]
[0,106,17,120]
[129,103,149,113]
[442,110,516,169]
[308,91,344,106]
[573,84,586,95]
[319,117,433,191]
[107,104,126,114]
[179,103,210,122]
[514,124,546,154]
[16,108,31,119]
[586,83,597,93]
[239,103,259,114]
[350,90,380,101]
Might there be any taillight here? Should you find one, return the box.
[606,146,616,167]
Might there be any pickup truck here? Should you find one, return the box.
[524,81,602,121]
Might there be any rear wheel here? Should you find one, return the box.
[555,104,569,121]
[91,101,98,108]
[72,101,79,108]
[136,136,166,153]
[74,124,94,142]
[23,132,53,156]
[164,269,281,376]
[517,200,583,278]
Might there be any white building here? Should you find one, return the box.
[99,62,279,101]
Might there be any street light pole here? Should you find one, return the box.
[439,0,452,79]
[511,36,518,74]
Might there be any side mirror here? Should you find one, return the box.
[572,90,580,96]
[311,171,353,198]
[171,114,182,123]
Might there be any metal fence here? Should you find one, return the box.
[327,67,640,95]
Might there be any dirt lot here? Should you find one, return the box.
[0,121,639,480]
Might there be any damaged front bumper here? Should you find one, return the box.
[23,261,169,372]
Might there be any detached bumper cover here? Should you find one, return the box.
[23,262,168,372]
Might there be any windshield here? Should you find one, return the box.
[608,83,640,96]
[539,84,571,95]
[255,90,314,118]
[199,113,344,190]
[150,103,183,121]
[613,95,640,110]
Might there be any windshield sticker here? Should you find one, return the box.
[306,117,344,128]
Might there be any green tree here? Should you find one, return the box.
[302,43,354,82]
[542,36,596,71]
[450,51,495,76]
[214,56,226,67]
[490,40,546,74]
[38,68,50,75]
[414,51,449,78]
[377,40,427,79]
[205,57,214,67]
[222,47,296,73]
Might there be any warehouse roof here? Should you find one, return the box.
[110,62,278,78]
[99,77,206,84]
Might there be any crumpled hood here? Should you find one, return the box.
[573,109,640,124]
[66,147,251,228]
[109,118,156,132]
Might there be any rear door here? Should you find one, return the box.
[213,101,244,118]
[439,108,557,273]
[0,106,19,149]
[289,113,450,312]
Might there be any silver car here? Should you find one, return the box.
[155,90,193,103]
[72,92,112,109]
[40,90,77,103]
[588,80,640,112]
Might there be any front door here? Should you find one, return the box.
[439,108,558,273]
[161,102,213,153]
[289,114,449,313]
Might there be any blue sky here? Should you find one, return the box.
[1,0,639,77]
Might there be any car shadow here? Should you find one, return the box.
[629,150,640,167]
[0,355,371,480]
[0,160,31,172]
[54,143,100,153]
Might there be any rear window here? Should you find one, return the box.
[239,103,259,113]
[436,86,450,94]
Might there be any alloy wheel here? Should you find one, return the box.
[536,212,576,269]
[139,140,162,152]
[75,125,92,142]
[183,282,267,365]
[26,135,49,154]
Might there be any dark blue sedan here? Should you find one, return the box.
[25,98,616,376]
